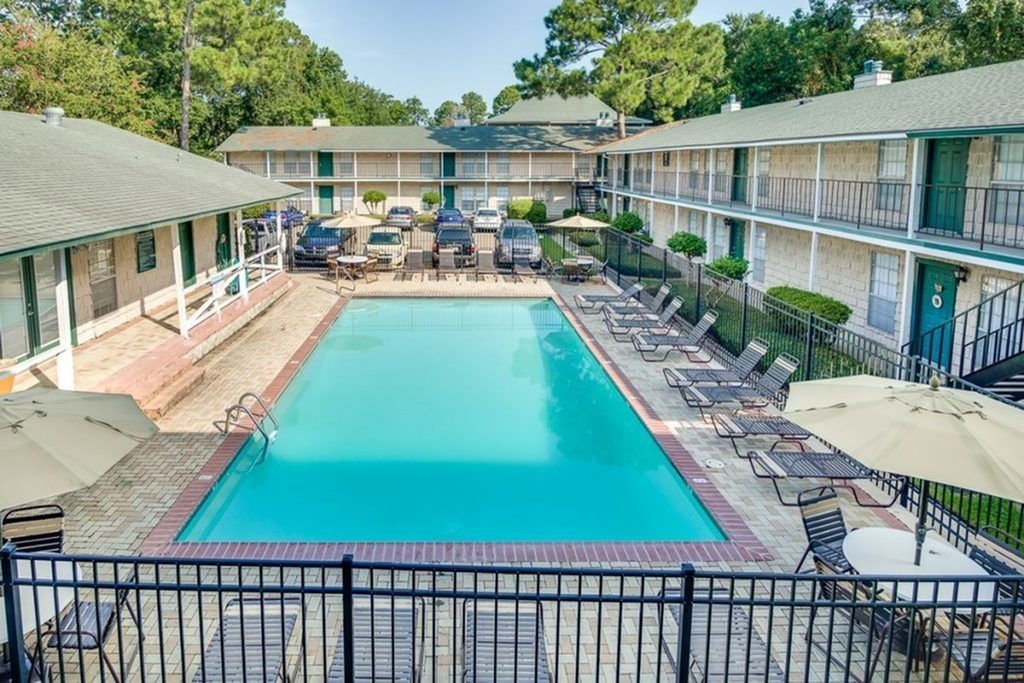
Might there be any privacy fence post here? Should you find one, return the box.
[675,563,696,683]
[804,309,815,380]
[1,543,26,683]
[341,553,355,683]
[662,249,668,286]
[616,235,623,287]
[740,283,750,349]
[695,267,703,320]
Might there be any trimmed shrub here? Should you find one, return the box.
[507,198,534,220]
[421,190,440,209]
[666,232,707,260]
[526,201,548,224]
[575,232,600,247]
[767,285,853,325]
[242,203,270,219]
[362,190,387,213]
[586,210,611,223]
[706,255,749,280]
[562,208,580,218]
[634,232,654,244]
[611,211,644,233]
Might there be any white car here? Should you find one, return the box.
[472,207,502,232]
[364,227,407,269]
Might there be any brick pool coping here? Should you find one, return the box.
[140,292,772,564]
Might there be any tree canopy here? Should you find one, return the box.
[492,85,521,115]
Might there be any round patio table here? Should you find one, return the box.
[843,528,994,603]
[0,558,78,669]
[335,254,369,292]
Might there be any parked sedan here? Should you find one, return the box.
[472,207,502,232]
[263,206,305,228]
[385,205,416,230]
[364,227,407,269]
[432,224,476,267]
[434,208,465,228]
[495,220,543,268]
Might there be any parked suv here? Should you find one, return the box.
[432,223,476,267]
[495,220,542,268]
[263,206,304,229]
[434,208,465,229]
[293,220,355,267]
[385,205,416,230]
[364,226,407,269]
[472,207,502,232]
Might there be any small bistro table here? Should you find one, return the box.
[334,254,369,292]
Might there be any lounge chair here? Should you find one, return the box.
[748,448,904,507]
[326,596,425,682]
[1,504,65,553]
[631,309,718,362]
[940,617,1024,682]
[968,527,1024,606]
[681,353,800,418]
[462,601,551,682]
[663,338,769,389]
[603,283,671,317]
[402,249,425,281]
[795,487,852,573]
[192,597,302,682]
[661,588,786,682]
[603,298,683,341]
[476,250,500,282]
[436,248,458,281]
[573,282,643,314]
[710,411,813,456]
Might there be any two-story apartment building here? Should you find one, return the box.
[592,60,1024,396]
[216,96,642,219]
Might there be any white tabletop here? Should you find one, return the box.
[0,558,78,645]
[336,254,368,265]
[843,528,995,603]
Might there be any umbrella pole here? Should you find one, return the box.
[914,479,929,566]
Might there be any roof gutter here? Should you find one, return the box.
[591,132,909,155]
[906,125,1024,138]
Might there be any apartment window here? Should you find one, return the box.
[335,153,354,176]
[876,140,907,212]
[714,153,728,193]
[419,153,435,176]
[757,149,771,197]
[688,151,701,190]
[283,151,306,176]
[751,225,767,283]
[687,211,704,237]
[339,186,354,212]
[461,186,485,211]
[867,252,899,333]
[711,218,727,259]
[662,151,671,167]
[0,259,28,358]
[534,185,552,203]
[991,135,1024,226]
[461,153,485,176]
[495,153,510,175]
[495,186,510,211]
[89,239,118,318]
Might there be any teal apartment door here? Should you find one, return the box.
[911,260,958,369]
[731,148,749,203]
[727,219,745,259]
[442,153,456,178]
[177,222,196,286]
[442,185,456,209]
[318,185,334,214]
[317,151,334,177]
[923,138,969,234]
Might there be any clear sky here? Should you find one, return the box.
[285,0,807,111]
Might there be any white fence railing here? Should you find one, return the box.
[183,243,284,338]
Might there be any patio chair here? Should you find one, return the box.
[192,596,302,682]
[663,338,769,389]
[795,486,852,573]
[573,282,643,314]
[631,309,718,363]
[711,411,814,457]
[476,249,500,282]
[402,249,425,281]
[363,255,379,283]
[681,353,800,418]
[603,298,683,342]
[436,248,458,281]
[940,617,1024,682]
[660,588,786,682]
[326,595,425,682]
[604,283,672,317]
[748,448,904,507]
[1,504,65,553]
[561,259,580,283]
[968,526,1024,605]
[462,601,551,683]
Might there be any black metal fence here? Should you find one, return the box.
[5,547,1024,682]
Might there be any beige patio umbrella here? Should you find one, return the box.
[0,387,158,510]
[784,374,1024,564]
[319,214,381,229]
[547,215,610,229]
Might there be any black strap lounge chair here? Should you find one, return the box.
[603,298,683,341]
[192,597,302,682]
[631,310,718,362]
[710,411,813,456]
[1,504,65,553]
[603,283,671,317]
[663,338,769,389]
[326,596,425,682]
[573,282,643,313]
[661,588,786,682]
[682,353,800,418]
[462,601,551,683]
[748,448,904,507]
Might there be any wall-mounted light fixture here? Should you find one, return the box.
[954,265,970,284]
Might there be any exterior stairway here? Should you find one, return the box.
[575,183,601,213]
[988,373,1024,403]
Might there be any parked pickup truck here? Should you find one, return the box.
[431,223,476,267]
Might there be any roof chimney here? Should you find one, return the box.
[853,60,892,89]
[43,106,64,127]
[721,94,741,114]
[312,113,331,128]
[595,111,613,127]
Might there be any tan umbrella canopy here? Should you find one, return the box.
[320,214,381,229]
[784,374,1024,563]
[0,387,158,510]
[547,215,610,229]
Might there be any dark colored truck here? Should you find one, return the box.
[431,223,476,267]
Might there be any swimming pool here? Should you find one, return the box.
[179,298,723,543]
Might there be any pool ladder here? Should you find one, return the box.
[214,392,279,469]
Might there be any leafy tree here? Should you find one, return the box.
[611,211,644,233]
[722,13,806,107]
[667,232,707,260]
[957,0,1024,67]
[431,100,460,127]
[402,96,429,125]
[362,190,387,214]
[421,190,440,209]
[514,0,725,137]
[460,91,487,124]
[492,85,521,115]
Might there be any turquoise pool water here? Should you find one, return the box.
[179,298,723,543]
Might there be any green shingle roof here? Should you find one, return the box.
[0,110,299,258]
[596,60,1024,154]
[216,124,621,154]
[484,94,650,126]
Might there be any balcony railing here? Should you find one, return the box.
[229,162,265,176]
[272,163,312,178]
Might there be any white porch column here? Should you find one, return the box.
[650,152,656,194]
[235,210,249,302]
[483,152,489,205]
[813,143,824,222]
[396,152,402,206]
[54,249,75,389]
[673,206,680,233]
[808,231,820,290]
[906,138,921,238]
[707,149,715,204]
[264,151,271,178]
[308,180,314,213]
[751,148,760,212]
[898,249,917,348]
[674,152,682,198]
[353,153,359,213]
[170,225,190,339]
[527,152,533,197]
[275,200,283,267]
